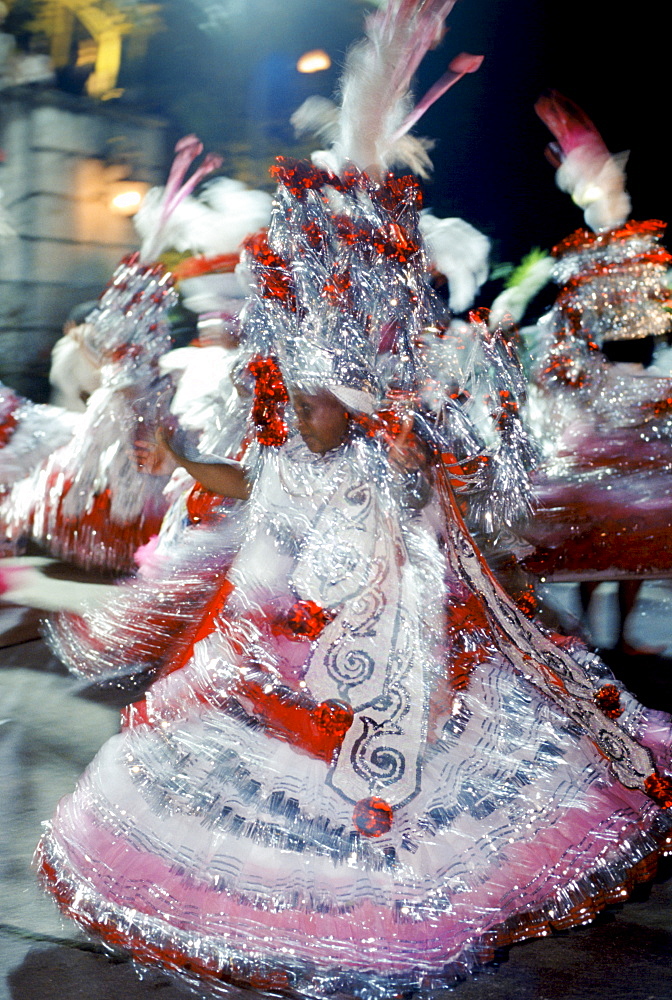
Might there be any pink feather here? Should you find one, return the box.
[140,136,223,262]
[133,534,163,579]
[391,52,484,142]
[534,91,609,164]
[534,90,631,232]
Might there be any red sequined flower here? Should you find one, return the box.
[273,599,336,641]
[644,772,672,809]
[594,684,623,719]
[378,221,420,262]
[353,797,393,837]
[515,582,538,619]
[302,220,326,250]
[322,267,352,306]
[334,215,370,247]
[269,156,331,198]
[314,699,355,737]
[242,230,295,311]
[375,174,424,213]
[493,388,519,432]
[352,408,404,441]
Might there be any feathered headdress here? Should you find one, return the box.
[293,2,482,178]
[75,136,225,374]
[134,134,224,263]
[240,0,483,416]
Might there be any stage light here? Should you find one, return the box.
[297,49,331,74]
[108,182,148,216]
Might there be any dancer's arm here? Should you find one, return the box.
[156,430,251,500]
[134,429,251,499]
[386,418,432,508]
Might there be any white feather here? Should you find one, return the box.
[291,97,341,148]
[134,178,272,258]
[557,147,631,232]
[419,213,490,313]
[294,0,459,176]
[49,333,101,412]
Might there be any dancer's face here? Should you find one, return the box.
[291,389,351,453]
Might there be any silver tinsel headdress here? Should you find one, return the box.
[550,220,672,345]
[239,163,437,411]
[536,91,672,345]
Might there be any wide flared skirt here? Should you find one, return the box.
[36,652,672,998]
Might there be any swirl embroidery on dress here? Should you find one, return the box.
[350,688,409,789]
[326,647,375,695]
[343,481,373,514]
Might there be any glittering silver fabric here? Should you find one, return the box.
[550,222,672,345]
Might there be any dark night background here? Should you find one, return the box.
[15,0,670,280]
[129,0,669,276]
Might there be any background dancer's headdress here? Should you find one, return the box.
[136,172,273,337]
[536,92,672,346]
[76,136,224,378]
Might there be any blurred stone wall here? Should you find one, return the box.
[0,87,167,401]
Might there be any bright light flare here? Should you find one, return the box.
[109,182,147,216]
[112,190,142,213]
[297,49,331,74]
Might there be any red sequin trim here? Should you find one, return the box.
[186,482,224,525]
[249,356,289,447]
[234,681,354,764]
[36,848,292,990]
[0,408,19,448]
[172,253,240,281]
[41,472,164,574]
[552,219,670,259]
[269,156,334,198]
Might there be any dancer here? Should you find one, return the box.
[48,300,102,412]
[0,137,246,574]
[519,92,672,650]
[0,254,177,573]
[35,5,672,998]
